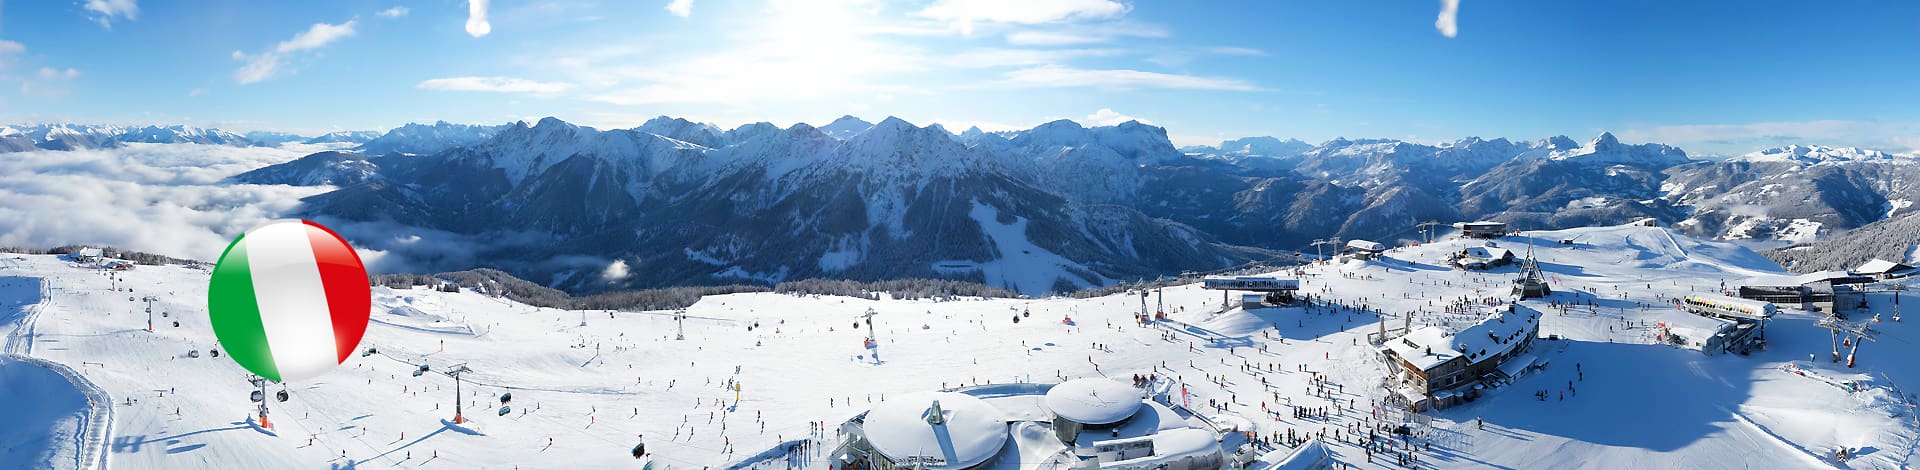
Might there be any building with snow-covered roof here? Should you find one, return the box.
[1378,304,1540,410]
[833,381,1230,470]
[1047,378,1145,441]
[1853,259,1914,279]
[856,392,1009,470]
[1343,240,1387,260]
[72,247,102,263]
[1656,309,1760,356]
[1094,428,1224,470]
[1738,271,1870,314]
[1452,245,1514,270]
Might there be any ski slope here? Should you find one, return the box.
[1,223,1918,468]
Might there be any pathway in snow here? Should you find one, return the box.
[1,265,112,470]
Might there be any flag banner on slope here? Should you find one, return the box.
[208,219,371,383]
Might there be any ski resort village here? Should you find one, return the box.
[4,221,1920,469]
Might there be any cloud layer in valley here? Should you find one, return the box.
[0,144,329,262]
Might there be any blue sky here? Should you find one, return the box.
[1,1,1917,155]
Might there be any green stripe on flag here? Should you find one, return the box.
[208,233,281,382]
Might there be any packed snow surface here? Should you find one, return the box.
[2,223,1919,468]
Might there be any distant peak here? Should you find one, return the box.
[825,115,873,127]
[640,115,695,128]
[872,116,916,130]
[1589,131,1621,149]
[1033,119,1086,132]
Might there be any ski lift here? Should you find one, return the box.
[250,390,265,402]
[362,347,377,357]
[210,349,219,358]
[632,441,647,458]
[498,405,511,416]
[172,321,180,328]
[188,349,200,359]
[499,392,512,404]
[1013,315,1021,324]
[412,364,430,377]
[276,389,289,402]
[161,311,169,317]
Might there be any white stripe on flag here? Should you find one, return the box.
[245,222,340,381]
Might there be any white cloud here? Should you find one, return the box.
[378,6,410,18]
[583,1,924,106]
[188,88,207,97]
[666,0,693,18]
[946,48,1124,68]
[0,144,328,263]
[600,259,632,282]
[233,20,357,84]
[917,0,1128,36]
[0,40,24,55]
[1003,21,1166,46]
[1084,108,1148,126]
[1435,0,1461,38]
[1617,120,1920,154]
[37,68,80,80]
[467,0,493,38]
[417,76,575,94]
[1208,46,1265,56]
[278,21,358,53]
[232,54,282,85]
[82,0,139,28]
[996,65,1259,91]
[21,68,81,96]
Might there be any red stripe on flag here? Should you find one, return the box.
[303,220,371,364]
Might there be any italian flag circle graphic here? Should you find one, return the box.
[207,220,371,383]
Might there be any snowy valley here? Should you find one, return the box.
[6,223,1920,468]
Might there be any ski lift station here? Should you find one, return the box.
[1378,303,1541,411]
[1201,276,1299,308]
[1737,271,1872,314]
[1454,221,1508,239]
[832,379,1229,470]
[1658,302,1766,356]
[1342,240,1387,260]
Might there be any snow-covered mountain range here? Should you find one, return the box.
[16,115,1920,289]
[0,124,386,151]
[277,116,1268,295]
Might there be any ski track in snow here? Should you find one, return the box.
[2,264,112,470]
